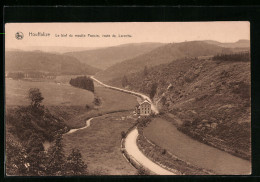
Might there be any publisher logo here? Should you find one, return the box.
[15,32,24,40]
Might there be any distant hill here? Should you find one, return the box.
[6,46,98,54]
[96,41,234,83]
[64,42,165,70]
[204,39,250,48]
[5,51,100,75]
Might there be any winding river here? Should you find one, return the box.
[65,118,93,135]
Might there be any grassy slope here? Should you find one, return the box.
[122,56,251,159]
[58,85,139,174]
[5,79,94,106]
[6,75,139,175]
[143,118,251,175]
[96,41,233,83]
[63,111,137,175]
[56,86,139,129]
[6,76,138,129]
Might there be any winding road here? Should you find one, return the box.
[90,76,159,114]
[91,76,175,175]
[63,76,250,175]
[125,128,175,175]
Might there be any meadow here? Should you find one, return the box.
[63,111,138,175]
[57,86,139,129]
[5,78,94,106]
[6,75,140,175]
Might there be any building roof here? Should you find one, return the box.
[140,99,151,105]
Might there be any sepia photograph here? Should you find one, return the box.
[5,22,251,176]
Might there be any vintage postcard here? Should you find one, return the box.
[5,22,251,176]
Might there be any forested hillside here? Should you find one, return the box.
[65,42,164,70]
[6,88,87,176]
[204,39,250,48]
[120,52,251,160]
[96,41,234,83]
[5,51,100,75]
[69,76,95,93]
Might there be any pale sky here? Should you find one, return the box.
[5,22,250,49]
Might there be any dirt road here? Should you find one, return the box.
[125,128,175,175]
[90,76,159,114]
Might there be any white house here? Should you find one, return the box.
[135,99,152,116]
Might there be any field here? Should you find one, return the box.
[5,76,138,130]
[143,117,251,175]
[95,85,138,113]
[55,85,139,129]
[6,76,139,175]
[63,111,138,175]
[5,79,94,106]
[6,75,140,175]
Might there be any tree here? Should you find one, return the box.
[25,151,48,176]
[160,96,167,106]
[26,133,45,154]
[137,166,149,175]
[138,117,151,128]
[69,76,94,92]
[28,88,44,108]
[122,75,128,87]
[46,134,66,176]
[93,96,102,106]
[65,148,88,176]
[5,138,28,176]
[150,83,158,99]
[121,131,126,139]
[143,66,148,76]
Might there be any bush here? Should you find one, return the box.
[158,111,165,115]
[150,83,158,99]
[65,148,88,176]
[138,117,151,128]
[160,96,167,106]
[136,167,149,175]
[85,104,92,110]
[230,81,250,99]
[121,131,126,139]
[195,94,208,101]
[122,75,129,87]
[182,120,192,127]
[213,52,250,62]
[150,113,156,118]
[93,96,102,106]
[162,149,167,155]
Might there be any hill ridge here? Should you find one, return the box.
[64,42,165,70]
[96,41,236,83]
[5,50,100,75]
